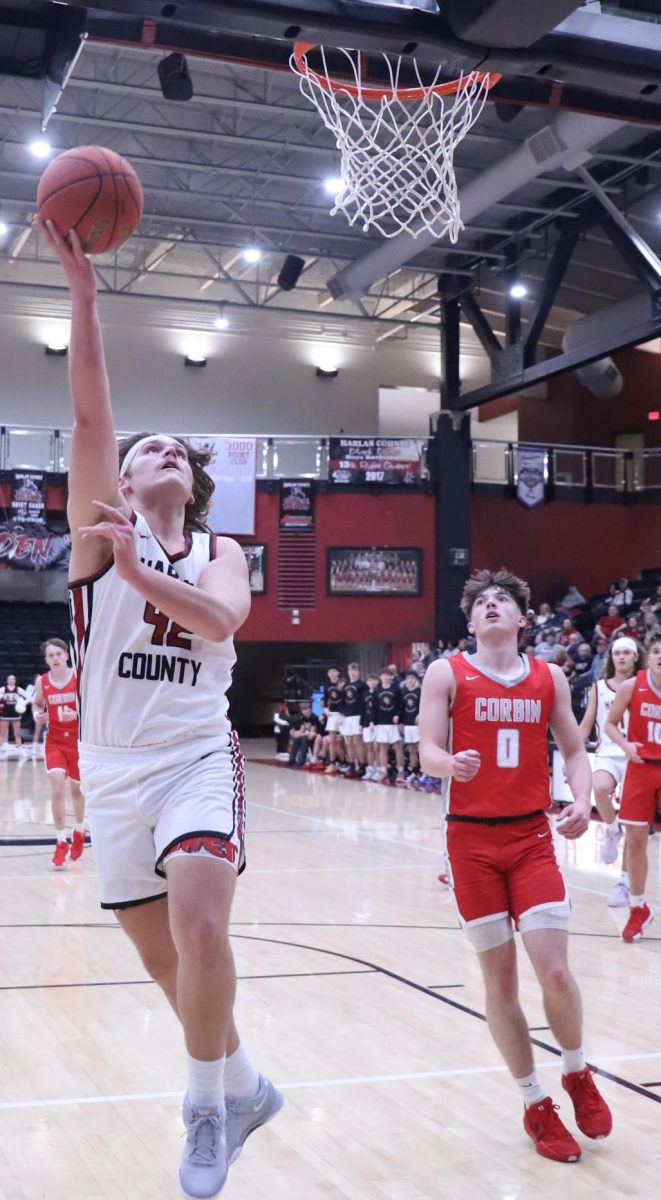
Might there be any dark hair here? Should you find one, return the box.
[117,433,214,533]
[646,631,661,650]
[41,637,69,656]
[460,567,530,618]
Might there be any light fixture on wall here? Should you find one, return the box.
[45,342,68,356]
[214,304,229,331]
[29,138,52,159]
[243,247,262,264]
[315,365,338,379]
[509,283,527,299]
[184,353,207,367]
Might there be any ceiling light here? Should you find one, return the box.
[45,342,68,356]
[184,353,207,367]
[509,283,527,299]
[243,247,262,264]
[0,221,7,236]
[214,315,229,330]
[29,139,52,159]
[324,176,343,196]
[315,366,338,379]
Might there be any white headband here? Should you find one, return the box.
[611,636,638,655]
[120,435,177,477]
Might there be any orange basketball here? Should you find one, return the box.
[37,146,143,255]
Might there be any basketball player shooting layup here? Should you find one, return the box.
[419,569,612,1164]
[39,218,282,1200]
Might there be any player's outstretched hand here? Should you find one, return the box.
[623,741,645,764]
[79,501,140,584]
[451,749,481,781]
[34,220,96,300]
[555,800,590,840]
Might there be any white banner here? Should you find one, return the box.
[516,447,545,508]
[190,437,256,534]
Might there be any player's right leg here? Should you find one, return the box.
[48,768,69,868]
[592,768,622,865]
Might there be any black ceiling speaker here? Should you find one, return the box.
[158,53,193,101]
[277,254,306,291]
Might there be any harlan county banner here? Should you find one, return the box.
[328,438,423,486]
[516,447,546,508]
[279,479,315,530]
[11,471,47,521]
[0,520,71,570]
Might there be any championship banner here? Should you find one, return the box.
[189,437,256,535]
[0,521,71,571]
[11,470,47,521]
[328,437,423,486]
[516,447,546,508]
[279,479,315,531]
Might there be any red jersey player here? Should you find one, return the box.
[419,568,611,1164]
[604,630,661,942]
[32,638,86,868]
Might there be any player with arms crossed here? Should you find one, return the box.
[419,569,611,1163]
[40,218,282,1200]
[604,630,661,942]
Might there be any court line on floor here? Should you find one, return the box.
[251,800,442,858]
[0,968,376,993]
[1,1051,660,1114]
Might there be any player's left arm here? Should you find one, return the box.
[548,664,592,839]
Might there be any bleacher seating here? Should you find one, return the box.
[0,600,70,689]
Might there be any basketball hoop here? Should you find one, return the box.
[290,42,500,242]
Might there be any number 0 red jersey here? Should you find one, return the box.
[625,668,661,762]
[448,653,555,819]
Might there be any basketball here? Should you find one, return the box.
[36,146,143,255]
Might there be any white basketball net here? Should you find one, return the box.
[291,46,496,241]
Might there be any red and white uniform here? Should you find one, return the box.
[41,669,80,781]
[444,653,568,949]
[619,669,661,825]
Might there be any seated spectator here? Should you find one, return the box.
[590,635,608,680]
[288,701,321,767]
[562,657,590,721]
[612,576,633,611]
[521,610,537,646]
[567,631,583,663]
[651,583,661,615]
[573,643,593,681]
[641,611,660,639]
[561,583,586,609]
[273,702,291,759]
[558,618,576,647]
[535,631,558,661]
[422,642,440,669]
[625,613,641,639]
[595,604,626,642]
[535,602,554,629]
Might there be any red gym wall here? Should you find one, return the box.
[238,490,436,644]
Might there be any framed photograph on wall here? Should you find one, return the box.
[242,543,267,594]
[327,547,422,597]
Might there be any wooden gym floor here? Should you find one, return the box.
[0,738,659,1199]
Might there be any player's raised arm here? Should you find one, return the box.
[418,658,480,781]
[36,220,126,555]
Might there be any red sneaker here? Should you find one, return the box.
[51,840,69,869]
[562,1068,612,1139]
[622,903,654,942]
[523,1097,581,1162]
[70,829,85,862]
[324,765,338,776]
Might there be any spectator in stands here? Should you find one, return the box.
[522,610,537,646]
[558,618,576,647]
[534,631,557,661]
[422,642,440,669]
[595,604,626,642]
[651,583,661,616]
[567,631,584,664]
[562,583,586,609]
[640,611,660,640]
[535,602,553,629]
[590,635,609,681]
[0,674,28,756]
[613,577,633,611]
[573,643,594,683]
[562,658,589,722]
[625,613,641,639]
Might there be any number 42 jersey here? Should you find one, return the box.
[69,511,236,750]
[447,653,555,819]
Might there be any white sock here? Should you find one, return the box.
[187,1054,225,1111]
[56,829,68,842]
[630,894,645,908]
[561,1046,586,1075]
[621,871,629,887]
[223,1043,261,1099]
[74,822,85,833]
[515,1071,546,1106]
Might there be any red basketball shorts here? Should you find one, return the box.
[445,811,569,950]
[45,737,80,782]
[619,760,661,826]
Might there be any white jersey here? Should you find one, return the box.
[594,678,628,756]
[69,511,235,750]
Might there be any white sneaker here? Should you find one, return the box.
[180,1106,227,1199]
[601,823,622,866]
[607,880,631,908]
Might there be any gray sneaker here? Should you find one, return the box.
[601,823,622,866]
[226,1075,283,1164]
[179,1106,227,1199]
